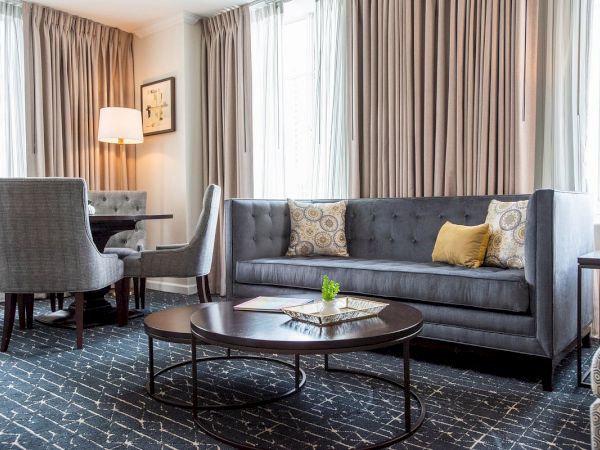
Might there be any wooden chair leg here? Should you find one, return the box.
[196,276,210,303]
[203,275,211,302]
[75,292,84,349]
[115,278,130,327]
[133,278,140,310]
[24,294,34,329]
[57,293,64,310]
[17,295,25,330]
[140,278,146,310]
[49,293,57,312]
[1,294,17,352]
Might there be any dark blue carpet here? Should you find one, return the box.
[0,291,595,449]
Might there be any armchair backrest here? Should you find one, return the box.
[88,190,147,250]
[188,184,221,275]
[0,178,113,292]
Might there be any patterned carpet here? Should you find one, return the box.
[0,291,595,449]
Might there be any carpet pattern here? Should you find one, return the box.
[0,291,595,449]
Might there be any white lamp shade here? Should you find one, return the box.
[98,107,144,144]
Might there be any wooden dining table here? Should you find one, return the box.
[36,213,173,329]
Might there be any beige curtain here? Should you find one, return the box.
[350,0,538,198]
[200,7,253,295]
[23,3,136,190]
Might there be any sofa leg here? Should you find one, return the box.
[541,359,555,392]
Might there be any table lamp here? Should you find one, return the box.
[98,107,144,147]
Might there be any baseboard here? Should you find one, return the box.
[146,279,197,295]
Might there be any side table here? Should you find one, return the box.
[577,251,598,387]
[144,303,305,409]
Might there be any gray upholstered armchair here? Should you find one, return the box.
[88,190,147,308]
[88,190,147,255]
[123,184,221,304]
[0,178,128,351]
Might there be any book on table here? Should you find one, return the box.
[234,296,314,312]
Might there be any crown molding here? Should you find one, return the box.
[134,12,200,38]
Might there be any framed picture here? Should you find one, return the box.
[140,77,176,136]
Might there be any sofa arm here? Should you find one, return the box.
[531,190,594,358]
[225,199,291,297]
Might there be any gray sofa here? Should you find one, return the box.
[225,190,594,390]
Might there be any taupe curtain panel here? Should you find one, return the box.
[199,7,253,295]
[350,0,538,198]
[23,3,136,190]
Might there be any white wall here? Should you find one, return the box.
[133,14,202,295]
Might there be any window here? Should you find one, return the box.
[250,0,349,199]
[0,0,26,177]
[585,0,600,212]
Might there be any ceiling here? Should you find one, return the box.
[32,0,252,32]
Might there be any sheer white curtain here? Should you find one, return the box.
[313,0,349,198]
[0,0,26,177]
[250,2,285,198]
[250,0,349,199]
[586,0,600,208]
[535,0,591,192]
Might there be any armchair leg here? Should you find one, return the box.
[1,294,17,352]
[583,331,592,349]
[196,276,210,303]
[115,278,130,327]
[24,294,34,329]
[203,276,211,302]
[140,278,146,310]
[133,278,140,310]
[74,292,84,349]
[57,293,64,310]
[17,295,25,330]
[49,293,56,312]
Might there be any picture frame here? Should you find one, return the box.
[140,77,176,136]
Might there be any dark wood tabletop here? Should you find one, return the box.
[89,213,173,222]
[145,304,205,343]
[578,251,600,266]
[190,300,423,355]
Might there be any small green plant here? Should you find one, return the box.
[321,275,340,302]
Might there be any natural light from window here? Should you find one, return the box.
[585,0,600,214]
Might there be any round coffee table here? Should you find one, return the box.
[144,304,306,409]
[190,300,425,449]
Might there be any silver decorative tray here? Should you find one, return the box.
[282,297,388,326]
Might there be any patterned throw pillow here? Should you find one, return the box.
[286,199,349,257]
[484,199,528,269]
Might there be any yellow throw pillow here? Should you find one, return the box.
[432,222,491,268]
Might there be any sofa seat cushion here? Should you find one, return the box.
[235,257,530,313]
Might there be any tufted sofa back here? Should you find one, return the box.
[344,196,529,261]
[225,194,534,295]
